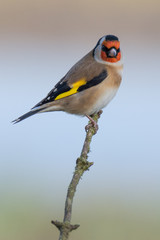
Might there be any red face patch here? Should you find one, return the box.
[101,40,121,63]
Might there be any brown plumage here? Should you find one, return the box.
[12,35,123,124]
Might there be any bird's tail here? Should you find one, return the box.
[12,107,44,124]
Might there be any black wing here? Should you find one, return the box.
[33,69,108,109]
[32,76,71,108]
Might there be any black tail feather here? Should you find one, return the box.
[12,108,43,124]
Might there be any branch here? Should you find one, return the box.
[51,111,102,240]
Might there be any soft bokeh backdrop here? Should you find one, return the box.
[1,0,160,239]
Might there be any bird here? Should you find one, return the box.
[12,35,123,129]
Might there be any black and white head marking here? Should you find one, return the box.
[93,35,123,67]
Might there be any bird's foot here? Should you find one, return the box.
[85,115,98,133]
[85,110,103,133]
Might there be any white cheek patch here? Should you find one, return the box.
[94,36,106,64]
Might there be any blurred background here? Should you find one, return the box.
[1,0,160,239]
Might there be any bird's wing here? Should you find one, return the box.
[33,69,107,108]
[33,52,107,109]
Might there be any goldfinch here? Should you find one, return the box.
[12,35,123,126]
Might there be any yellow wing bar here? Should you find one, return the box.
[55,78,86,100]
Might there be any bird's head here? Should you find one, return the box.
[93,35,122,65]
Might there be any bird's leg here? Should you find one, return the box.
[85,114,98,131]
[85,110,103,132]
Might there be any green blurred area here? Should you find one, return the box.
[1,194,160,240]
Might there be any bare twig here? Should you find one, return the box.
[51,111,102,240]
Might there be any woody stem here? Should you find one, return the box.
[51,111,102,240]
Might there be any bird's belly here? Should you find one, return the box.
[58,85,119,116]
[88,87,118,115]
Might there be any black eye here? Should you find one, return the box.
[102,45,107,52]
[107,48,117,57]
